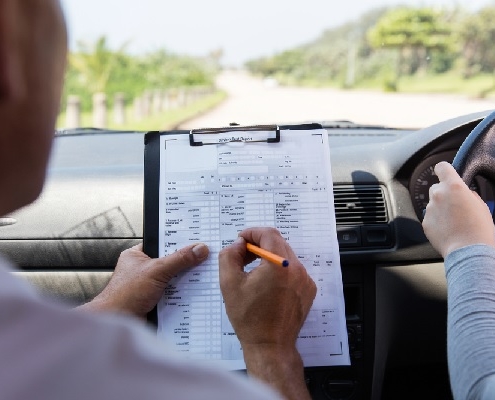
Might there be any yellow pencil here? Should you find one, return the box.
[246,243,289,267]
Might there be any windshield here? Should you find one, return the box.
[59,0,495,131]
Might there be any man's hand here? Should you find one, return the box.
[423,161,495,258]
[78,243,209,319]
[219,227,316,400]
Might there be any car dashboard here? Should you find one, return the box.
[1,109,494,400]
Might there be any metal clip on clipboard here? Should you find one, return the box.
[189,125,280,146]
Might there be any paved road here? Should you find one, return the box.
[180,70,495,130]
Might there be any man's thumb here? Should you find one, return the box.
[150,243,209,280]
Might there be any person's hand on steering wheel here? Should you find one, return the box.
[423,161,495,258]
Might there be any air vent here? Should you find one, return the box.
[334,185,388,225]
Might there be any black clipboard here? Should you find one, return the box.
[143,123,323,326]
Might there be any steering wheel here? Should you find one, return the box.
[452,110,495,185]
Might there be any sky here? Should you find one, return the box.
[61,0,495,66]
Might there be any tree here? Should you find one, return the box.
[368,8,452,88]
[245,8,390,87]
[69,36,128,94]
[458,6,495,79]
[62,37,216,112]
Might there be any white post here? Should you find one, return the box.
[65,95,81,128]
[113,92,126,125]
[92,92,107,128]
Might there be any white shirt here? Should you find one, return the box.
[0,255,280,400]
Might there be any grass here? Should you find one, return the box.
[348,72,495,99]
[394,72,495,98]
[57,90,227,131]
[275,71,495,99]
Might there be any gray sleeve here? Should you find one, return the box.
[444,244,495,400]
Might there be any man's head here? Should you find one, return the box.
[0,0,67,216]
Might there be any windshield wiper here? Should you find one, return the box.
[55,127,143,136]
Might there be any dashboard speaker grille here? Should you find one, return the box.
[334,185,388,225]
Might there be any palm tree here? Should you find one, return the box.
[69,36,128,94]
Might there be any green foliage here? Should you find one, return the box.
[458,6,495,78]
[246,49,306,79]
[382,79,398,92]
[247,8,388,86]
[368,8,451,51]
[62,36,218,112]
[245,4,495,95]
[368,7,454,84]
[70,36,127,93]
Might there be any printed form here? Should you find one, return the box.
[157,128,350,369]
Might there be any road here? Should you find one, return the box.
[179,70,495,130]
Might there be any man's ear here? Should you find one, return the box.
[0,0,24,101]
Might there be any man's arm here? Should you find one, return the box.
[78,242,209,319]
[241,344,308,400]
[219,227,316,400]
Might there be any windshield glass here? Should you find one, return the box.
[59,0,495,130]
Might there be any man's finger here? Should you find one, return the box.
[219,237,247,292]
[149,243,209,279]
[240,227,282,248]
[239,227,296,259]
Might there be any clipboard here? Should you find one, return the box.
[142,122,350,369]
[143,123,322,260]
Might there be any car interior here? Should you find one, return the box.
[2,108,494,399]
[6,0,495,398]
